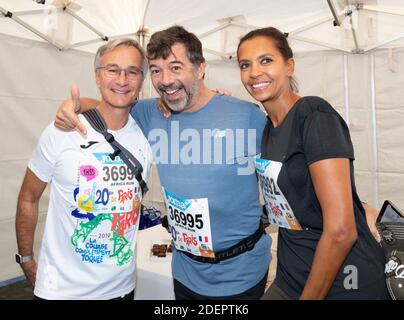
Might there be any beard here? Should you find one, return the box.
[157,80,199,113]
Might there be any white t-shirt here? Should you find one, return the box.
[29,115,153,300]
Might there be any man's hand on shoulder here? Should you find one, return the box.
[212,88,233,96]
[157,98,171,118]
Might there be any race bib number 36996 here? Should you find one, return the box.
[77,152,138,214]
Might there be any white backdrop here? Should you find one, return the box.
[1,2,404,284]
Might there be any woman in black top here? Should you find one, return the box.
[237,27,389,299]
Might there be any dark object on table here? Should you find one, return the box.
[139,205,161,230]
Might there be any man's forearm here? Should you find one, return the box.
[15,196,39,256]
[78,98,100,113]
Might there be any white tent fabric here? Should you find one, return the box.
[1,0,404,284]
[1,0,404,54]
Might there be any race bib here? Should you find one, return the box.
[72,151,141,266]
[77,152,139,214]
[255,157,302,230]
[162,188,214,258]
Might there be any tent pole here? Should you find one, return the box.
[0,6,63,50]
[138,0,151,49]
[138,0,151,100]
[64,7,107,41]
[327,0,341,26]
[350,24,360,53]
[141,0,151,30]
[343,54,350,127]
[370,52,379,207]
[343,6,361,53]
[0,9,49,17]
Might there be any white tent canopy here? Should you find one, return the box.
[1,0,404,284]
[1,0,404,55]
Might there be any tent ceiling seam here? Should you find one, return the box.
[141,0,151,30]
[364,33,404,52]
[363,4,404,17]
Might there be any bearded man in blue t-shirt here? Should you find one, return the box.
[54,26,271,300]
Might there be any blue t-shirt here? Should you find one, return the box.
[131,94,271,296]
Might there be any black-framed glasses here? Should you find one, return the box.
[97,65,143,80]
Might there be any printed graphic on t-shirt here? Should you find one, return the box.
[163,188,214,258]
[255,157,302,230]
[70,152,141,266]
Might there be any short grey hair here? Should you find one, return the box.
[94,38,148,77]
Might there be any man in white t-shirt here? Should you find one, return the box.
[15,39,153,300]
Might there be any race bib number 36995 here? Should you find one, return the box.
[163,188,214,258]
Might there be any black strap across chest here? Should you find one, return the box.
[82,109,148,196]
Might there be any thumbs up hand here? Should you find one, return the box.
[71,83,81,113]
[55,84,87,135]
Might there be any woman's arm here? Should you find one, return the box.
[300,158,358,300]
